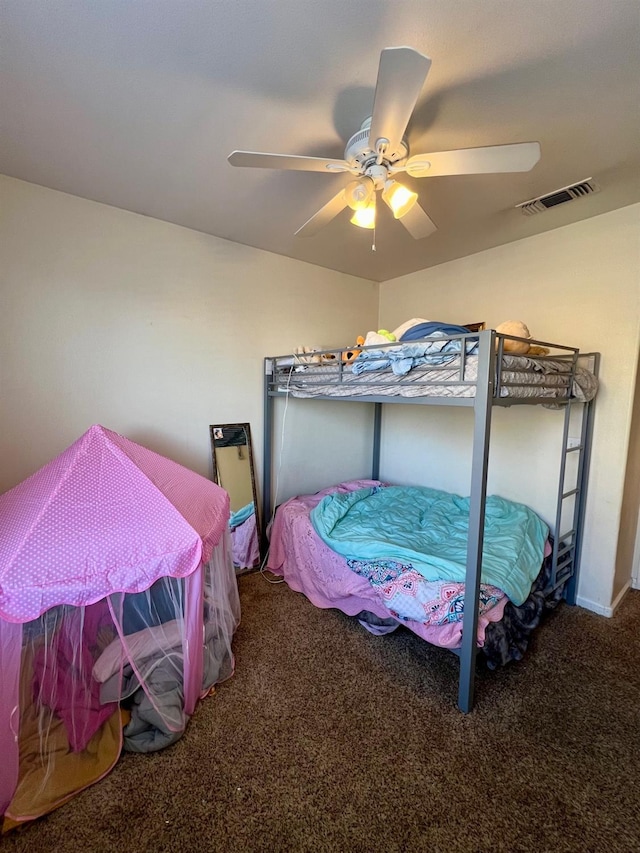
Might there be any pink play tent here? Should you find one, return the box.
[0,425,240,830]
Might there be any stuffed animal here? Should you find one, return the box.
[527,344,550,356]
[294,345,321,364]
[342,336,365,362]
[363,329,398,347]
[495,320,531,353]
[376,329,396,342]
[495,321,549,355]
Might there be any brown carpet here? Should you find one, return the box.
[5,577,640,853]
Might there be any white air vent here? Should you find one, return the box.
[516,178,600,215]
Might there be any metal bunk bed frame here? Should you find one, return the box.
[262,329,600,712]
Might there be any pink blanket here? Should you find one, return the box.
[32,600,117,752]
[267,481,508,649]
[231,512,260,569]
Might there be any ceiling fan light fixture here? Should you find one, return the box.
[382,180,418,219]
[345,177,375,210]
[227,48,540,242]
[350,198,376,229]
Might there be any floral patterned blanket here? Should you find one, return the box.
[347,558,505,626]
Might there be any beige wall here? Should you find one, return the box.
[0,176,379,504]
[379,204,640,611]
[2,175,639,614]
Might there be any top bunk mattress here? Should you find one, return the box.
[271,349,598,402]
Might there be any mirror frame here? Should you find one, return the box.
[209,422,261,571]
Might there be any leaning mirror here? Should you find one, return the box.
[210,423,260,574]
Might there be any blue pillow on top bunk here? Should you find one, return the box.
[400,321,471,341]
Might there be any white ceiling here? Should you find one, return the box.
[1,0,639,282]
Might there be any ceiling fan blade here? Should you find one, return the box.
[367,47,432,159]
[406,142,541,177]
[398,202,437,239]
[295,189,348,237]
[228,150,353,173]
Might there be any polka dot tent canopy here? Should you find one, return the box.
[0,424,230,623]
[0,425,239,829]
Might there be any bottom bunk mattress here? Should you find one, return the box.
[266,480,563,666]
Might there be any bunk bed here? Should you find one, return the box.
[261,329,600,712]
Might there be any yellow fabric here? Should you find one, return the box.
[3,641,122,831]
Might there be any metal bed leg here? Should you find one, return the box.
[458,332,494,713]
[262,361,274,554]
[372,403,382,481]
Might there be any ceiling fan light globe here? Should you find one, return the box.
[382,180,418,219]
[345,177,374,210]
[350,200,376,229]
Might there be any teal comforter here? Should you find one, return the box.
[310,486,548,605]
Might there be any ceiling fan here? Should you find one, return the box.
[228,47,541,240]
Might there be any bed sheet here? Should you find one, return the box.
[267,480,509,650]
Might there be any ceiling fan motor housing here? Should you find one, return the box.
[344,117,409,172]
[363,164,389,190]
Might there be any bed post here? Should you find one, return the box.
[372,403,382,480]
[458,330,495,713]
[262,358,274,553]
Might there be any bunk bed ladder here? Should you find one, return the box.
[551,353,599,603]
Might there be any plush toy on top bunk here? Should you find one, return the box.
[495,320,550,356]
[341,336,366,363]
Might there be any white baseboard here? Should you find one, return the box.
[632,576,640,590]
[575,596,613,616]
[576,579,632,617]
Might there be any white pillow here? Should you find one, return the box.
[391,318,431,340]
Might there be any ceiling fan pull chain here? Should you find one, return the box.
[372,223,376,252]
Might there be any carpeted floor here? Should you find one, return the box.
[4,576,640,853]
